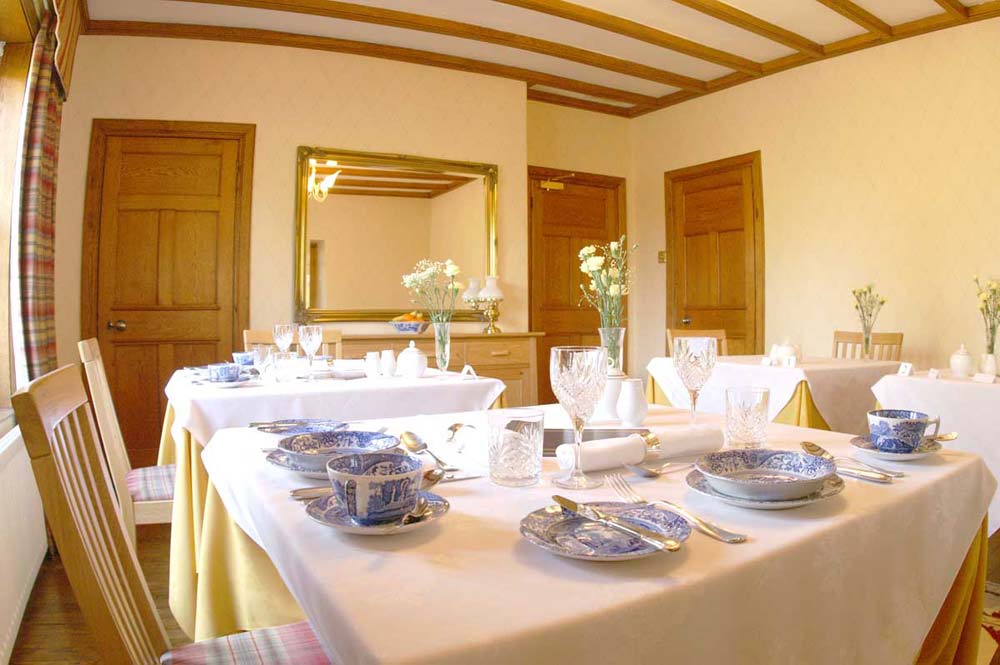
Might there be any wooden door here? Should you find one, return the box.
[665,152,764,356]
[82,120,254,466]
[529,167,625,404]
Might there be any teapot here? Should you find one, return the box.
[949,344,974,378]
[396,341,428,379]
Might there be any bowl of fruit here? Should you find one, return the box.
[389,312,429,334]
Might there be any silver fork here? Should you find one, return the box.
[607,473,747,544]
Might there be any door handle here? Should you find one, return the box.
[106,319,127,332]
[680,317,692,325]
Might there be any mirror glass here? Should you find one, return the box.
[296,148,497,322]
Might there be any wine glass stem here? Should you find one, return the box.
[572,416,585,478]
[689,389,699,424]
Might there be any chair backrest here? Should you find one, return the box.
[78,338,136,542]
[12,365,170,663]
[667,328,729,356]
[832,330,904,361]
[243,328,343,359]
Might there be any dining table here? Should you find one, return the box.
[872,370,1000,533]
[198,404,994,664]
[647,355,900,434]
[158,361,506,639]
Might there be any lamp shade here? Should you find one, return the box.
[463,278,481,302]
[478,276,503,301]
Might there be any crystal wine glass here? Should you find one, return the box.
[273,324,295,353]
[298,325,323,379]
[550,346,607,490]
[673,337,717,424]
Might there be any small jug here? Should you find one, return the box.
[949,344,974,378]
[617,378,649,428]
[380,349,396,377]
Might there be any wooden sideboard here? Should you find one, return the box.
[342,332,543,407]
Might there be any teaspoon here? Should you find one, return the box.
[400,431,459,471]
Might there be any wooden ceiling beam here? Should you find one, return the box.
[168,0,707,91]
[934,0,969,19]
[320,167,473,182]
[330,188,433,198]
[814,0,893,37]
[85,20,657,107]
[527,89,633,116]
[332,179,452,190]
[670,0,824,57]
[494,0,763,75]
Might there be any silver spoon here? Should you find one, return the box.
[400,431,459,471]
[401,495,431,525]
[927,431,958,442]
[446,423,475,442]
[800,441,904,478]
[623,461,694,478]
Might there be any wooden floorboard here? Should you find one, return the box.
[10,524,190,663]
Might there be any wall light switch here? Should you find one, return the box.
[657,251,667,264]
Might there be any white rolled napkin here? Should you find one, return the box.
[556,435,646,471]
[652,424,724,458]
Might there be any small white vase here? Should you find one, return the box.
[593,374,622,422]
[982,353,998,376]
[617,378,648,427]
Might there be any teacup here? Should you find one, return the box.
[326,452,423,525]
[231,351,255,367]
[208,362,241,382]
[867,409,940,453]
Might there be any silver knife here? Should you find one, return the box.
[836,467,893,484]
[551,495,680,552]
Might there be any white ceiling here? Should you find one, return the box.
[84,0,997,116]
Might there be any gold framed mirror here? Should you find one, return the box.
[295,146,498,322]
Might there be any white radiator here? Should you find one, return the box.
[0,426,46,664]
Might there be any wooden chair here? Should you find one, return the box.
[78,339,172,545]
[832,331,904,361]
[667,328,729,356]
[243,328,343,359]
[12,365,330,664]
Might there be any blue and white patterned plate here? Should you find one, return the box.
[278,430,400,467]
[305,490,448,535]
[696,449,837,501]
[850,435,942,461]
[256,419,346,435]
[266,447,407,478]
[519,502,691,561]
[686,469,844,510]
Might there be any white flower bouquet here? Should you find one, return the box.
[975,276,1000,355]
[578,236,635,329]
[851,284,886,357]
[401,259,462,323]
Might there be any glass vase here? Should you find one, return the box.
[598,326,625,376]
[862,326,873,359]
[433,321,451,372]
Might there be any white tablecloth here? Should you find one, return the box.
[202,406,994,665]
[648,356,899,435]
[165,365,505,446]
[873,371,1000,533]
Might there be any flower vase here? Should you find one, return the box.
[433,321,451,372]
[862,327,873,359]
[599,327,626,377]
[982,353,998,376]
[593,327,626,422]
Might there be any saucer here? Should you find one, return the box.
[265,449,328,478]
[305,491,448,535]
[519,502,690,561]
[850,435,942,461]
[686,470,844,510]
[256,419,346,435]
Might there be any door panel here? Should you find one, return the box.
[87,122,253,467]
[666,153,764,358]
[529,169,625,404]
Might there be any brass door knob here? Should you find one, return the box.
[106,319,127,331]
[681,317,692,325]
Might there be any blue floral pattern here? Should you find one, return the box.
[867,410,933,453]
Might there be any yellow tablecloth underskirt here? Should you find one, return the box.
[161,399,985,662]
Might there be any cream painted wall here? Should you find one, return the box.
[527,101,630,177]
[55,36,527,366]
[629,19,1000,371]
[428,178,488,286]
[307,194,431,310]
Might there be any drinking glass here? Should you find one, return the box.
[550,346,607,490]
[272,351,295,383]
[273,324,295,353]
[673,337,717,424]
[487,408,544,487]
[725,387,769,449]
[298,325,323,379]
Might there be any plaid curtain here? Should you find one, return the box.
[19,15,63,379]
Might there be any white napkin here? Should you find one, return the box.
[652,424,724,459]
[555,435,647,471]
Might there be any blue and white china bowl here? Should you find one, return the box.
[231,351,255,366]
[306,490,448,535]
[686,469,845,510]
[208,362,241,382]
[266,447,405,478]
[867,409,940,454]
[850,435,942,461]
[389,321,430,334]
[519,502,691,561]
[256,419,346,436]
[327,452,423,525]
[695,449,836,501]
[278,430,400,469]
